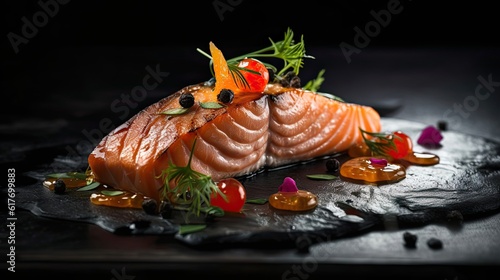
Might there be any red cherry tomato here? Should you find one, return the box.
[386,131,413,159]
[237,58,269,93]
[210,178,246,212]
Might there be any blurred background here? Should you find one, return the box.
[2,0,500,147]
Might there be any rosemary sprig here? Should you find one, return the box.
[359,128,398,157]
[157,138,226,218]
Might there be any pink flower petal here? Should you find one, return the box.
[278,177,299,192]
[417,125,443,146]
[370,157,388,166]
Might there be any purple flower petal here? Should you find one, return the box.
[370,157,388,166]
[278,177,299,192]
[417,125,443,146]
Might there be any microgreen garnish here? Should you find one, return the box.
[306,174,338,180]
[77,181,101,191]
[360,128,399,157]
[158,138,226,219]
[101,190,124,196]
[197,27,314,86]
[303,69,325,92]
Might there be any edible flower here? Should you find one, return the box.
[370,157,388,166]
[417,125,443,146]
[278,177,299,192]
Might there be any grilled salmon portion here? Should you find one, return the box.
[87,83,381,202]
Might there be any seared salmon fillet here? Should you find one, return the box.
[87,83,381,202]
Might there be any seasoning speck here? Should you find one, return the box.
[326,158,340,172]
[403,231,418,248]
[217,89,234,104]
[53,179,66,194]
[427,238,443,249]
[142,198,158,215]
[179,93,195,108]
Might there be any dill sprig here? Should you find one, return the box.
[157,138,226,218]
[359,128,398,157]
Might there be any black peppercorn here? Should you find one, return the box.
[160,201,173,219]
[427,238,443,249]
[142,198,158,215]
[403,231,418,248]
[179,93,195,108]
[53,179,66,194]
[217,89,234,104]
[326,158,340,172]
[437,120,448,131]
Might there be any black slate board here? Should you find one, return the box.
[11,118,500,249]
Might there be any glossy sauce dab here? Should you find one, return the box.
[340,157,406,185]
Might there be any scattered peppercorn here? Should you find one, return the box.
[437,120,448,131]
[326,158,340,173]
[217,89,234,104]
[403,231,418,248]
[427,238,443,249]
[179,93,195,108]
[142,198,158,215]
[53,179,66,194]
[160,200,173,219]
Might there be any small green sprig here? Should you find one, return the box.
[359,128,398,157]
[197,27,315,85]
[157,138,226,219]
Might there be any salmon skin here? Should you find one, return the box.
[88,83,381,202]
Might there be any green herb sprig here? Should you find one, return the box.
[197,28,315,85]
[157,138,226,219]
[359,128,398,157]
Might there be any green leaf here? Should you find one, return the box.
[101,190,124,196]
[159,108,190,115]
[203,206,225,217]
[303,69,325,92]
[246,198,268,204]
[306,174,338,180]
[77,182,101,191]
[178,224,207,235]
[199,102,225,109]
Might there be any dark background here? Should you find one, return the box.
[2,0,499,139]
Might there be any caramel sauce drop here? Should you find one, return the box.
[340,156,406,185]
[90,191,145,209]
[269,190,318,211]
[404,151,440,166]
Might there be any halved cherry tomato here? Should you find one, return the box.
[386,131,413,159]
[237,58,269,93]
[210,178,246,213]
